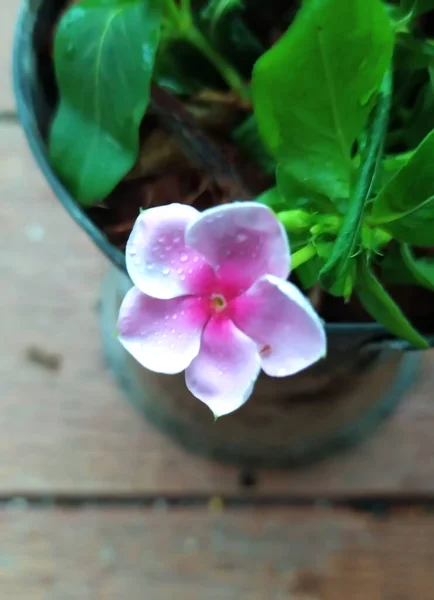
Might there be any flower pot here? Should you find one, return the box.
[13,0,434,467]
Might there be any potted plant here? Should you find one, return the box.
[13,0,434,467]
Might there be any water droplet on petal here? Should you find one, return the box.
[172,314,178,320]
[177,267,183,275]
[173,236,181,244]
[162,267,170,275]
[158,236,165,243]
[236,233,248,243]
[166,245,172,251]
[180,274,186,281]
[180,311,185,316]
[171,329,176,334]
[180,253,188,263]
[187,268,193,274]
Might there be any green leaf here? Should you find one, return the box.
[319,72,392,297]
[377,151,414,191]
[251,0,394,199]
[277,164,338,213]
[49,0,161,206]
[357,258,428,348]
[401,0,434,19]
[401,244,434,291]
[371,130,434,245]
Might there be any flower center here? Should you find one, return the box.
[210,293,227,313]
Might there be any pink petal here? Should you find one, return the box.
[185,316,261,417]
[126,204,217,300]
[118,287,210,374]
[230,275,326,377]
[185,202,290,296]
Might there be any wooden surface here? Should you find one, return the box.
[3,2,434,591]
[1,507,434,599]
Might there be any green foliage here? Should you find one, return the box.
[357,259,429,349]
[371,130,434,245]
[49,0,162,206]
[252,0,394,199]
[319,71,392,297]
[401,245,434,291]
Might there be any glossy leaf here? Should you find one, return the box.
[252,0,393,199]
[49,0,161,206]
[357,259,428,349]
[371,130,434,245]
[401,244,434,291]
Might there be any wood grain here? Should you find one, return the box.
[0,507,433,599]
[2,121,434,497]
[0,1,20,112]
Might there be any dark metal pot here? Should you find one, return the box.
[13,0,434,467]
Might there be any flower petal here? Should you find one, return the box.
[185,316,261,417]
[126,204,216,299]
[230,275,326,377]
[185,202,290,296]
[118,287,210,374]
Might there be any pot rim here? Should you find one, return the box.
[11,0,434,348]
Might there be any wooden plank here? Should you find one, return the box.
[2,121,434,497]
[0,1,21,112]
[0,506,433,599]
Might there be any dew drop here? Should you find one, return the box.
[180,311,185,316]
[193,256,199,263]
[173,235,181,244]
[166,245,172,251]
[180,274,186,281]
[180,253,188,263]
[158,236,165,243]
[162,267,170,275]
[164,315,169,321]
[187,268,193,274]
[236,233,248,243]
[177,267,183,275]
[171,329,176,334]
[172,314,178,320]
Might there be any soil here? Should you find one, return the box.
[34,0,434,333]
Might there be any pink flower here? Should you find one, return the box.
[118,202,326,417]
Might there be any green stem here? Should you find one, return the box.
[187,28,249,100]
[291,244,318,270]
[162,0,248,99]
[319,70,392,296]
